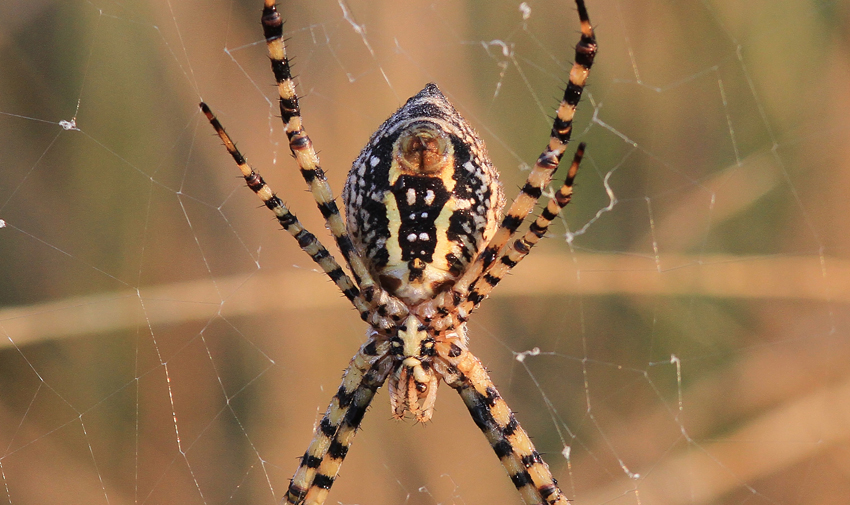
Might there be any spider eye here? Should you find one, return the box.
[415,382,428,393]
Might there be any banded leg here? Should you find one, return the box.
[461,144,585,318]
[450,0,597,300]
[200,103,370,320]
[437,338,569,505]
[260,1,380,300]
[285,337,393,505]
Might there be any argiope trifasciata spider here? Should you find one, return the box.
[200,1,596,503]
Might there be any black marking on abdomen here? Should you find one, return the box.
[391,175,450,264]
[445,136,497,265]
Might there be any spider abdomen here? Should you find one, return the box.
[343,83,505,304]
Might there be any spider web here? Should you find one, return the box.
[1,0,848,504]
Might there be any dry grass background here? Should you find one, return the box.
[1,0,849,504]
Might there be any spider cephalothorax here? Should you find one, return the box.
[344,83,504,304]
[201,1,596,503]
[386,314,441,422]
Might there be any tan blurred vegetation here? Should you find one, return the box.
[1,1,849,504]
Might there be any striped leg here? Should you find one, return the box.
[460,144,585,318]
[285,337,393,505]
[450,0,596,301]
[260,1,380,300]
[200,103,371,320]
[437,337,569,505]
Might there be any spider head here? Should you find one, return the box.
[388,315,439,422]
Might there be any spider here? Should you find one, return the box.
[200,1,596,503]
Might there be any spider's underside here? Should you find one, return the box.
[200,1,596,504]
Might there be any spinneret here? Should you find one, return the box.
[201,1,596,504]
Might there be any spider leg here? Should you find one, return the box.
[200,103,370,321]
[450,0,596,302]
[436,338,570,505]
[460,144,585,319]
[261,1,380,301]
[285,336,393,505]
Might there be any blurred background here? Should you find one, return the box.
[1,0,849,504]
